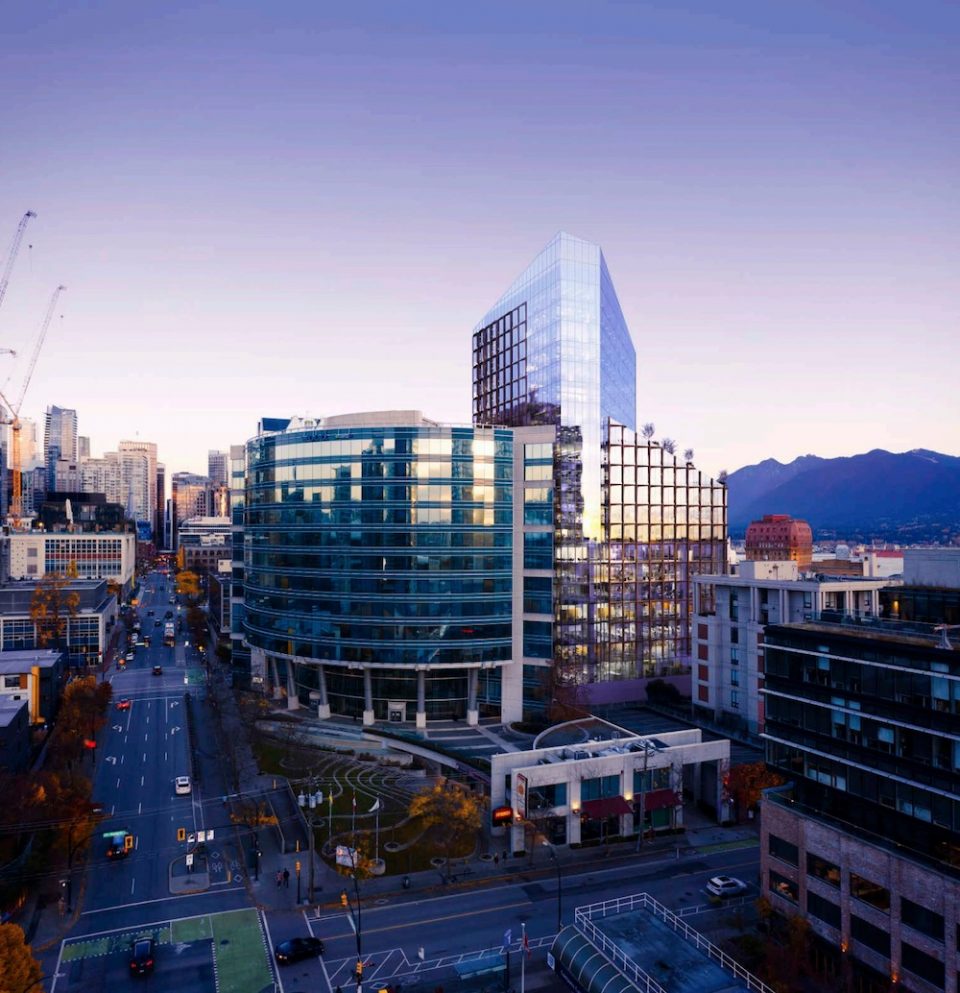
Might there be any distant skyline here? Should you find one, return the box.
[1,0,957,481]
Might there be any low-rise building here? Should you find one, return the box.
[0,580,118,673]
[0,697,31,773]
[693,562,890,735]
[177,516,231,576]
[491,721,730,851]
[745,514,813,568]
[0,649,67,725]
[7,530,136,595]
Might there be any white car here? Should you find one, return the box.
[706,875,747,898]
[175,776,192,795]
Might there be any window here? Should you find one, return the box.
[768,834,799,867]
[730,669,739,687]
[698,685,709,702]
[581,775,620,801]
[523,532,552,570]
[806,853,840,887]
[901,943,944,989]
[851,915,890,957]
[3,675,21,688]
[730,689,739,709]
[901,898,944,941]
[850,873,889,911]
[731,646,740,664]
[807,891,841,929]
[769,870,798,903]
[698,664,708,681]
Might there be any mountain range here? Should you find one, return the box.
[725,449,960,541]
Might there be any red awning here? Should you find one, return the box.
[580,796,633,819]
[641,788,680,812]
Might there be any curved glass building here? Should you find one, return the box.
[244,412,514,725]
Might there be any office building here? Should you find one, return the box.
[155,463,166,547]
[244,412,514,725]
[38,491,130,534]
[473,233,725,704]
[43,406,78,490]
[171,472,212,548]
[118,440,158,535]
[0,648,67,724]
[745,514,812,569]
[7,531,136,593]
[77,436,90,459]
[208,449,228,487]
[227,443,249,684]
[177,516,230,576]
[79,454,122,504]
[692,562,889,735]
[761,616,960,993]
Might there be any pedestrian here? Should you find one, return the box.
[275,869,282,888]
[283,867,290,888]
[494,854,499,865]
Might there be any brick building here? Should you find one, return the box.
[745,514,813,569]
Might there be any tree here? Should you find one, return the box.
[0,923,42,993]
[641,423,655,440]
[661,438,676,455]
[408,778,482,879]
[29,573,80,651]
[48,676,112,777]
[176,570,201,605]
[683,448,694,464]
[727,762,785,819]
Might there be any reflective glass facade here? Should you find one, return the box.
[473,232,636,541]
[243,416,514,718]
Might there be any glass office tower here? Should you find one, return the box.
[475,234,726,701]
[243,412,514,725]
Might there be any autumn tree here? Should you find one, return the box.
[29,572,80,650]
[727,762,785,820]
[0,923,42,993]
[408,778,482,879]
[48,676,112,777]
[176,570,201,604]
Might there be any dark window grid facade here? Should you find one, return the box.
[594,422,727,682]
[472,303,530,426]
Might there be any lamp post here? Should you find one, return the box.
[544,842,562,932]
[298,784,322,904]
[347,847,364,993]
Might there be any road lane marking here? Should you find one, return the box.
[116,777,121,788]
[141,775,145,786]
[138,801,142,815]
[261,910,284,993]
[131,878,136,894]
[81,885,246,916]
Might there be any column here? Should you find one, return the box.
[316,664,330,720]
[270,656,283,700]
[466,668,479,726]
[362,667,375,726]
[286,660,299,710]
[568,777,582,845]
[415,669,426,730]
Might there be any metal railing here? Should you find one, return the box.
[575,892,776,993]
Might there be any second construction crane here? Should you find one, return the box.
[0,283,66,524]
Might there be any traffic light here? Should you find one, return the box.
[356,960,364,979]
[340,890,348,907]
[177,827,186,842]
[124,834,134,851]
[295,860,301,876]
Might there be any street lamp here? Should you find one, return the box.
[544,842,562,932]
[345,847,364,992]
[298,785,322,904]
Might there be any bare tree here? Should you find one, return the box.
[641,423,655,440]
[683,448,694,464]
[661,438,676,455]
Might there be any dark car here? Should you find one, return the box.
[106,838,128,860]
[130,937,155,975]
[152,665,163,676]
[165,610,173,619]
[274,937,325,964]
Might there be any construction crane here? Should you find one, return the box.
[0,283,66,523]
[0,210,37,318]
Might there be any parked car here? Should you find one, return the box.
[129,937,155,975]
[175,776,191,795]
[152,665,163,676]
[106,838,128,860]
[274,937,325,964]
[706,875,747,898]
[125,652,135,662]
[116,698,131,711]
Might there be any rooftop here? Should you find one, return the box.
[0,649,64,673]
[0,697,28,727]
[768,612,959,651]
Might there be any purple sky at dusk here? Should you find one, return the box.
[1,0,957,483]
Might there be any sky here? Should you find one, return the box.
[0,0,957,484]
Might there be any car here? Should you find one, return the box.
[155,619,162,627]
[129,937,155,975]
[164,611,173,619]
[706,875,747,898]
[125,652,135,662]
[152,665,163,676]
[106,838,128,860]
[147,609,155,616]
[274,937,325,964]
[175,776,191,795]
[116,698,131,711]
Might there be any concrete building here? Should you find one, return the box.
[745,514,813,569]
[491,722,730,850]
[177,516,231,576]
[118,440,158,537]
[761,616,960,993]
[0,580,118,672]
[43,405,78,490]
[171,472,212,549]
[692,562,890,735]
[0,648,67,725]
[155,463,166,548]
[208,450,228,487]
[7,531,136,593]
[0,697,30,773]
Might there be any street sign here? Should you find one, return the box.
[186,853,194,867]
[188,833,196,844]
[336,845,359,868]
